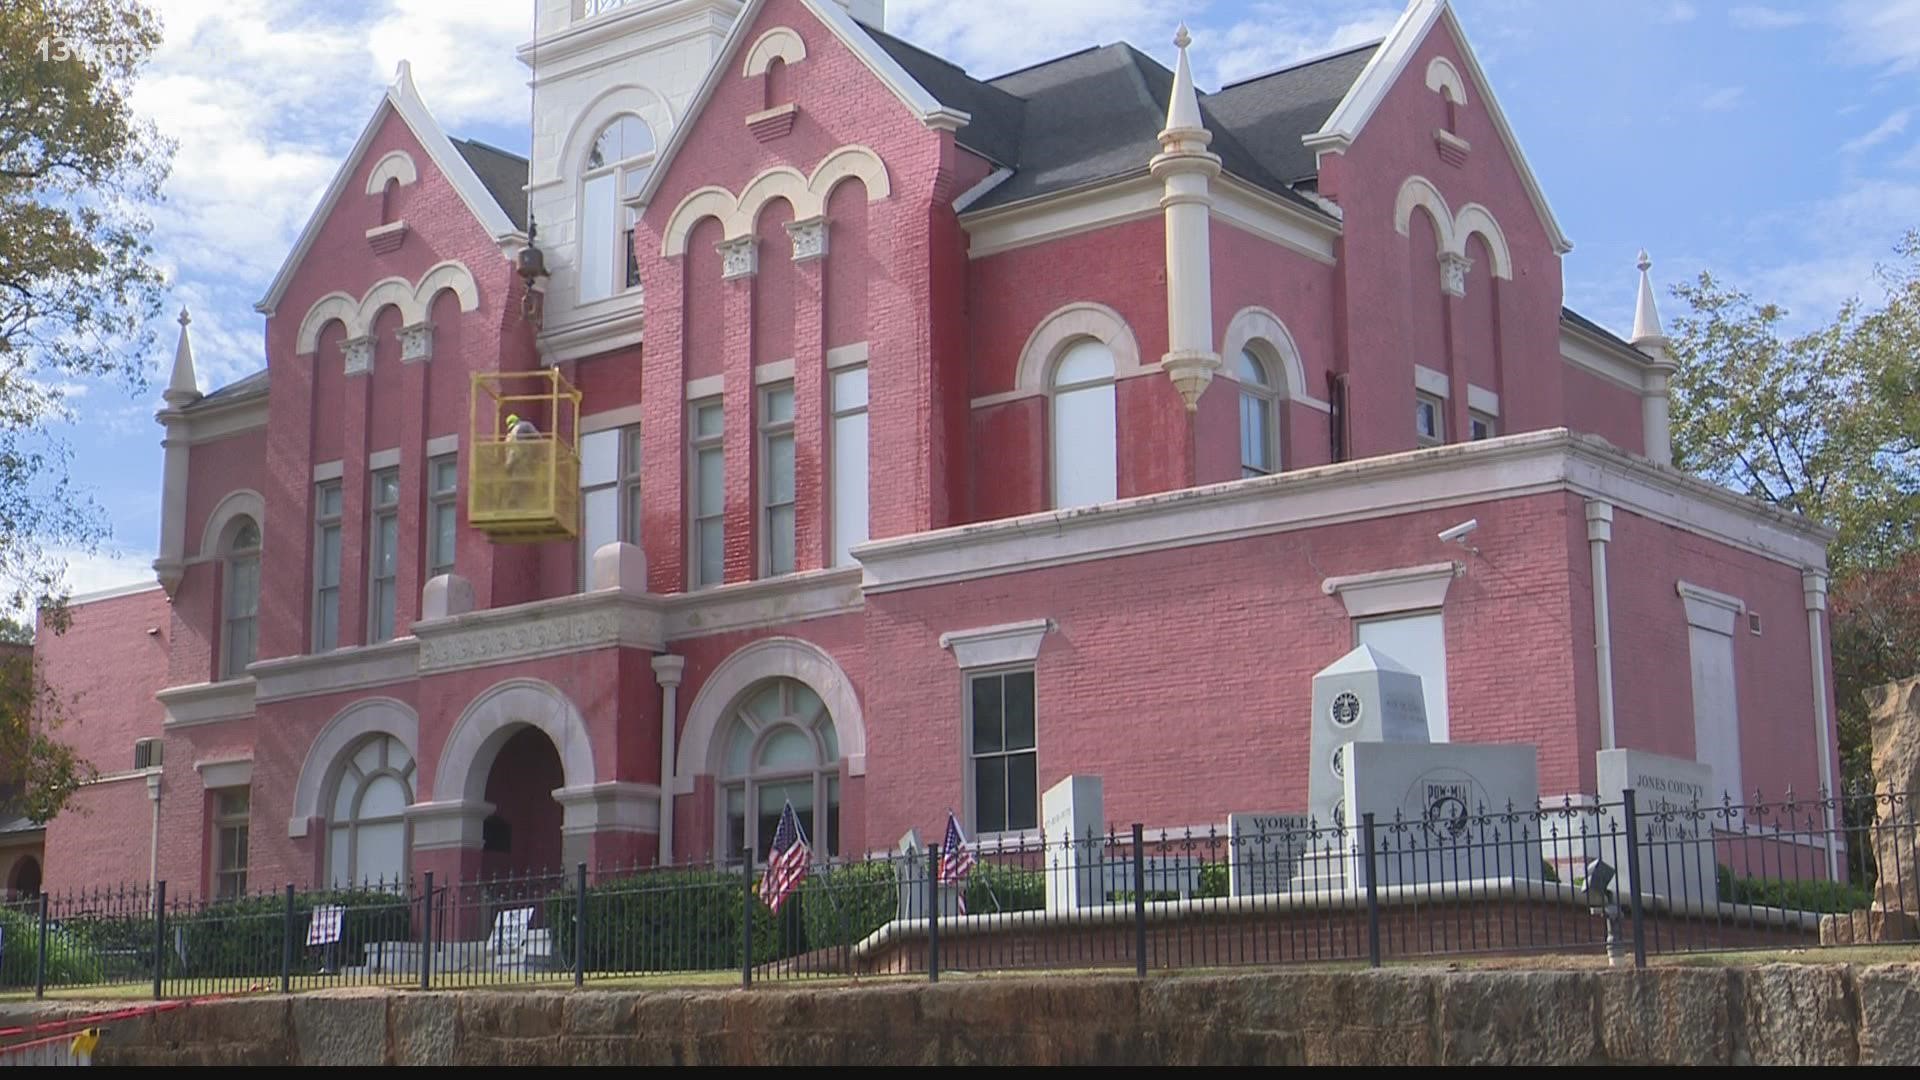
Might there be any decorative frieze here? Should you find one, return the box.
[787,216,828,262]
[399,321,433,363]
[414,594,665,674]
[343,335,375,375]
[718,236,758,279]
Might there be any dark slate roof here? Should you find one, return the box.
[182,368,269,411]
[1561,306,1642,354]
[852,26,1365,217]
[860,27,1026,167]
[1205,43,1379,185]
[453,138,530,232]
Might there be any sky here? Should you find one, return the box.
[40,0,1920,597]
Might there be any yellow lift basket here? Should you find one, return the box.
[468,369,583,543]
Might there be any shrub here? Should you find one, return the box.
[166,888,413,978]
[1715,865,1871,914]
[964,862,1044,915]
[801,859,897,949]
[1199,863,1229,899]
[0,905,106,988]
[546,868,785,974]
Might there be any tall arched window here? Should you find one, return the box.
[326,735,415,887]
[579,115,656,303]
[1236,347,1280,478]
[1050,339,1117,508]
[720,679,840,864]
[221,517,260,679]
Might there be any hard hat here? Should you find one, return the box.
[506,413,520,427]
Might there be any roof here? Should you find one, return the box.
[181,368,269,411]
[452,139,530,232]
[859,27,1026,167]
[1206,43,1379,184]
[1561,306,1639,353]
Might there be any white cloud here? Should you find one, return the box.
[1750,178,1920,318]
[1659,2,1700,22]
[1842,107,1912,152]
[887,0,1186,78]
[1210,6,1402,87]
[57,550,160,600]
[1730,5,1813,29]
[1700,85,1745,111]
[1836,0,1920,73]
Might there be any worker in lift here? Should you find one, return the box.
[504,411,542,504]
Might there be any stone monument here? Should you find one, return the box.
[1822,676,1920,944]
[1308,645,1430,831]
[1342,741,1542,888]
[1594,748,1719,906]
[1227,812,1317,897]
[1042,775,1104,912]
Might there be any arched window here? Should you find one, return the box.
[720,679,840,864]
[221,517,260,679]
[580,115,656,303]
[380,176,400,225]
[1050,339,1117,508]
[764,56,788,110]
[326,735,415,888]
[1236,347,1280,477]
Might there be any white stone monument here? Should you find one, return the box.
[1308,645,1430,830]
[893,828,962,919]
[1227,812,1317,897]
[1595,748,1720,906]
[1042,775,1104,912]
[1342,742,1542,888]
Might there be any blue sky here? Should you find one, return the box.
[47,0,1920,595]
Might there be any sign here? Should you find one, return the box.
[1343,741,1542,888]
[306,904,344,947]
[1042,775,1104,912]
[1595,748,1721,906]
[1227,812,1315,896]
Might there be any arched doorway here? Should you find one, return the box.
[325,734,415,888]
[8,854,41,898]
[718,678,840,864]
[479,726,566,876]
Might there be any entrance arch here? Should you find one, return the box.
[8,854,42,898]
[433,678,596,805]
[677,637,865,794]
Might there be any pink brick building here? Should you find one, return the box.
[27,0,1838,898]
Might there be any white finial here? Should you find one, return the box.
[1174,23,1191,50]
[165,305,200,405]
[392,59,413,89]
[1631,249,1668,348]
[1163,23,1205,136]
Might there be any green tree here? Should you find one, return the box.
[1668,233,1920,791]
[0,1,171,820]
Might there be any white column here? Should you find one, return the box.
[1151,26,1222,411]
[1803,567,1842,882]
[652,653,686,865]
[145,770,163,896]
[1642,365,1675,467]
[155,309,200,595]
[1586,500,1617,750]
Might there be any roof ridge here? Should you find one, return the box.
[984,42,1105,85]
[1217,39,1384,92]
[453,137,527,163]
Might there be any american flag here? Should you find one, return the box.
[759,801,811,913]
[939,810,976,914]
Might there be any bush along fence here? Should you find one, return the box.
[0,787,1912,999]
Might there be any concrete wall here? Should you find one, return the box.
[13,963,1919,1065]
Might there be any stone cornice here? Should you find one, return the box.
[414,591,666,674]
[251,639,420,704]
[158,677,258,728]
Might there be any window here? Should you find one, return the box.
[327,736,415,888]
[368,468,400,643]
[1050,340,1117,508]
[1415,392,1446,447]
[1680,584,1746,805]
[579,115,655,303]
[830,367,869,567]
[214,788,250,900]
[427,455,458,580]
[579,424,642,586]
[719,679,840,864]
[1357,614,1449,741]
[690,401,725,588]
[1236,347,1279,478]
[133,738,163,771]
[1469,411,1495,441]
[969,670,1038,834]
[761,384,796,576]
[221,517,260,679]
[314,481,343,651]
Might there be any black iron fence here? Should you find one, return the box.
[0,787,1910,999]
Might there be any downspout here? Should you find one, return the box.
[651,654,686,865]
[1803,569,1842,881]
[1586,500,1617,750]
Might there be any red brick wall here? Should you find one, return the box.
[34,589,171,775]
[1560,363,1646,457]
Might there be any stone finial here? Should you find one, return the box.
[164,306,201,407]
[1631,249,1670,351]
[1163,23,1206,138]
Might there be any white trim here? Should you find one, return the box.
[853,430,1832,594]
[826,341,870,370]
[195,757,254,790]
[286,696,419,838]
[676,635,868,793]
[1414,364,1450,399]
[158,677,257,729]
[197,490,266,560]
[414,591,665,674]
[250,638,420,704]
[685,374,724,400]
[554,781,662,836]
[294,260,480,355]
[257,64,517,314]
[940,618,1054,670]
[742,25,807,77]
[1210,176,1340,265]
[663,566,862,640]
[1322,562,1460,618]
[755,359,795,385]
[313,460,344,482]
[1015,302,1146,395]
[581,405,645,434]
[659,147,890,255]
[364,150,418,194]
[633,0,952,214]
[1310,1,1572,254]
[66,579,164,606]
[1468,384,1499,416]
[1678,581,1746,636]
[424,433,459,458]
[1391,176,1513,280]
[963,176,1161,260]
[1561,318,1653,393]
[433,678,596,805]
[368,447,401,470]
[952,167,1014,213]
[82,766,163,789]
[364,220,408,245]
[169,394,269,445]
[1219,306,1330,410]
[1425,56,1468,105]
[406,799,492,851]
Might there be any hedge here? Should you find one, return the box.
[546,868,785,973]
[0,905,106,987]
[964,862,1045,914]
[800,859,896,950]
[1716,866,1871,914]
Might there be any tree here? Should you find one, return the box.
[1668,232,1920,792]
[0,1,171,821]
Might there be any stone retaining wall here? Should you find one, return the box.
[6,963,1918,1065]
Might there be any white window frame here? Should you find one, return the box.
[313,481,343,652]
[965,667,1040,837]
[1469,410,1496,441]
[367,467,400,643]
[578,114,656,304]
[1049,339,1118,509]
[221,518,260,680]
[760,383,796,577]
[717,680,841,865]
[1236,346,1281,478]
[1415,391,1447,447]
[689,400,726,589]
[325,736,416,889]
[830,365,869,567]
[427,454,458,580]
[578,424,643,587]
[213,787,250,900]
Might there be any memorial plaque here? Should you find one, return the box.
[1343,741,1541,887]
[1595,748,1720,906]
[1308,645,1430,834]
[1042,774,1104,912]
[1228,812,1315,897]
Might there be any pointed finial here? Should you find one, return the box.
[392,59,413,90]
[1174,23,1191,50]
[165,305,200,406]
[1631,248,1669,349]
[177,306,191,328]
[1162,23,1205,137]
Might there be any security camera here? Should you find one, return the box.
[1437,519,1479,544]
